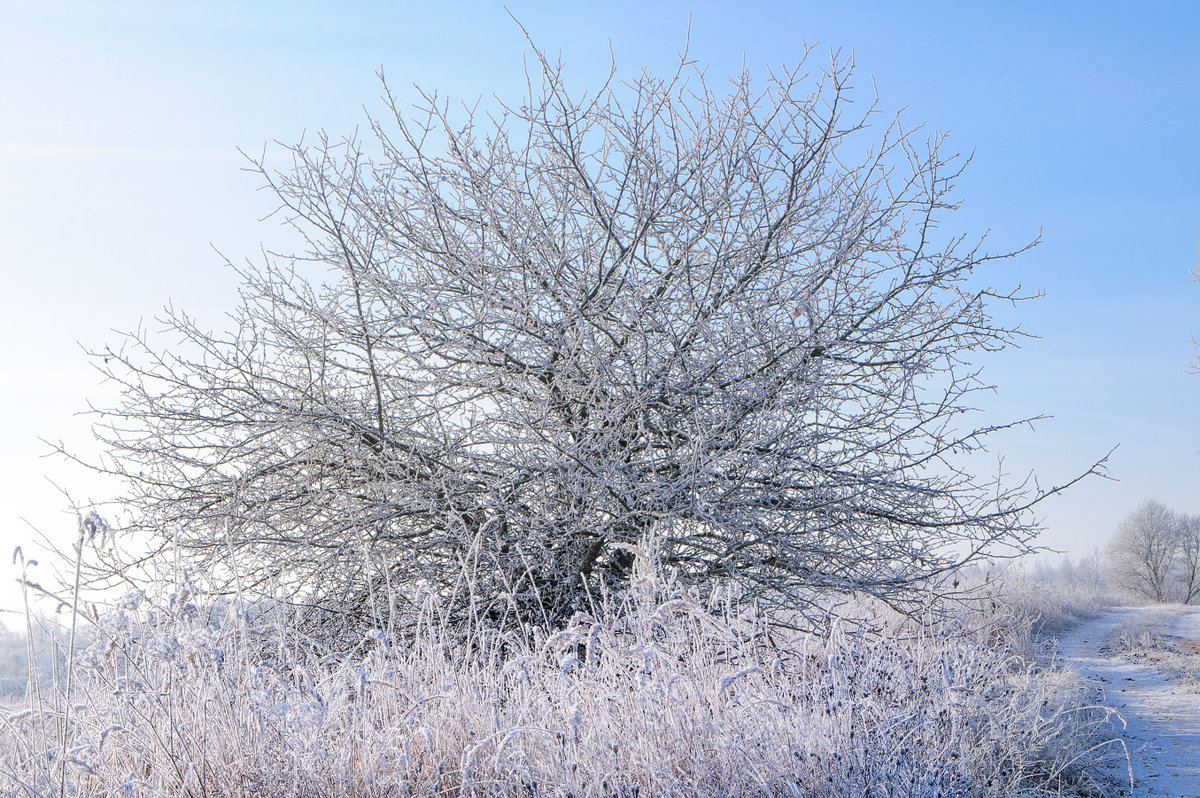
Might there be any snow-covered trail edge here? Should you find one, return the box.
[1054,605,1200,797]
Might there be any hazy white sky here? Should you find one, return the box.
[1,1,1197,627]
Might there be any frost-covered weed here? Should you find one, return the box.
[1,591,1119,797]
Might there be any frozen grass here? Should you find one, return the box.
[1103,607,1200,691]
[1004,579,1111,639]
[945,563,1115,662]
[1103,608,1178,655]
[0,585,1122,798]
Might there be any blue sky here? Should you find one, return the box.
[1,1,1197,624]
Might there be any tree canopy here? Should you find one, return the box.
[90,46,1087,631]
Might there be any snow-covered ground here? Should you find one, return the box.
[1055,605,1200,797]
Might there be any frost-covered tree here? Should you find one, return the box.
[1106,500,1185,603]
[90,45,1088,630]
[1175,513,1200,605]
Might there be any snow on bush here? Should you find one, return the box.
[1,587,1120,797]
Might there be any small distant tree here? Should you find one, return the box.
[1106,500,1184,603]
[90,44,1091,631]
[1075,548,1107,594]
[1176,513,1200,605]
[0,625,27,700]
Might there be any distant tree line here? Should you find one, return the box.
[0,625,25,699]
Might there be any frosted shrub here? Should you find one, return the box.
[1,590,1119,797]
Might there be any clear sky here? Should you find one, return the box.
[1,1,1197,628]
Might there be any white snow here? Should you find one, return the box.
[1055,605,1200,797]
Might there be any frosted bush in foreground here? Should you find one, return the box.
[2,588,1120,797]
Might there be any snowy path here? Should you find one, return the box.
[1055,606,1200,797]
